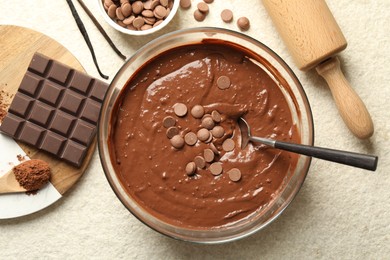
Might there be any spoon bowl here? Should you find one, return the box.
[238,117,378,171]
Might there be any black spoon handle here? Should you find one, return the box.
[274,141,378,171]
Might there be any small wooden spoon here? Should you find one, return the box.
[0,168,27,194]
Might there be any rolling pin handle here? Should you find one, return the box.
[316,57,374,139]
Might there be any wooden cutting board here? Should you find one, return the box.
[0,25,96,195]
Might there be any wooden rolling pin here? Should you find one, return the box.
[262,0,374,139]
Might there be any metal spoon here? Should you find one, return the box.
[238,118,378,171]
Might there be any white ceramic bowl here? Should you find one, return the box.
[98,0,179,36]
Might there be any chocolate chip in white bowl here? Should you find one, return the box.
[173,103,188,117]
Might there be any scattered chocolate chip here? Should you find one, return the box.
[209,162,223,176]
[197,128,210,142]
[211,125,224,138]
[217,75,231,90]
[166,126,179,139]
[197,2,209,13]
[180,0,191,9]
[203,148,215,163]
[163,116,176,128]
[173,103,188,117]
[191,105,205,119]
[221,9,233,23]
[203,0,213,3]
[211,110,221,123]
[185,161,196,176]
[194,155,206,169]
[194,9,206,22]
[170,135,185,149]
[222,138,235,152]
[227,168,241,182]
[184,132,198,146]
[201,116,215,130]
[237,16,250,31]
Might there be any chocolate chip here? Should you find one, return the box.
[201,116,215,130]
[191,105,205,119]
[237,17,250,31]
[132,1,144,15]
[170,135,185,149]
[221,9,233,23]
[121,3,132,17]
[163,115,176,128]
[203,148,215,163]
[211,125,224,138]
[173,103,188,117]
[211,110,221,123]
[185,162,196,176]
[227,168,241,182]
[133,16,145,29]
[203,0,213,3]
[197,2,209,13]
[209,162,223,176]
[197,128,210,142]
[209,142,219,155]
[194,9,206,22]
[194,155,206,169]
[166,126,179,139]
[154,5,167,19]
[217,75,231,90]
[184,132,198,146]
[180,0,191,9]
[222,138,235,152]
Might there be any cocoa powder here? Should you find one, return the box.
[13,159,51,191]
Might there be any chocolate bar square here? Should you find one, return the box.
[0,53,109,167]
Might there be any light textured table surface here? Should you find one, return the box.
[1,0,389,259]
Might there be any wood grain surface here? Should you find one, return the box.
[0,25,96,195]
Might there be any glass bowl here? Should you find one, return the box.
[98,27,314,243]
[98,0,180,36]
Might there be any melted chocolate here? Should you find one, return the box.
[110,43,300,229]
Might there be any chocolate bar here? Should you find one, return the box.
[0,53,109,167]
